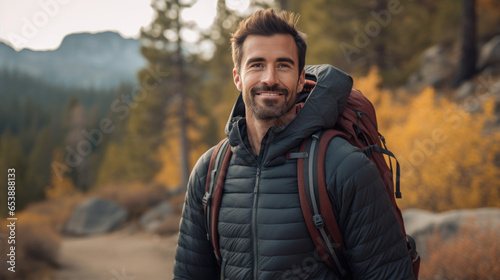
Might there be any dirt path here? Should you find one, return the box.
[55,231,177,280]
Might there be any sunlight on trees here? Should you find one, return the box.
[155,99,210,189]
[45,150,80,200]
[355,68,500,211]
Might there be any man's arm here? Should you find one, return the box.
[173,149,219,280]
[326,138,414,280]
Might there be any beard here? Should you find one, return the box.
[244,84,296,121]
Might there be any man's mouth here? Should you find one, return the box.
[257,92,284,96]
[251,85,288,96]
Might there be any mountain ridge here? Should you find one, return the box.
[0,31,147,89]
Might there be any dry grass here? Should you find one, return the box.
[0,194,83,279]
[0,212,62,280]
[23,193,84,231]
[420,222,500,279]
[0,183,180,279]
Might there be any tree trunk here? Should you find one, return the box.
[373,0,387,70]
[279,0,288,10]
[178,65,190,191]
[176,11,190,192]
[453,0,477,87]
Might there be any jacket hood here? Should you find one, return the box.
[225,64,352,163]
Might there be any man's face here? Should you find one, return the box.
[233,34,305,122]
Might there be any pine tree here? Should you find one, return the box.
[123,0,272,191]
[123,0,198,186]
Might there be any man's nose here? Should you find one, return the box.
[261,67,279,86]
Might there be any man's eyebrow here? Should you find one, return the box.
[276,57,295,65]
[245,57,296,66]
[245,57,265,66]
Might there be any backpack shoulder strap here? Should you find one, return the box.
[203,138,232,264]
[296,130,350,277]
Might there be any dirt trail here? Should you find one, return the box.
[55,231,177,280]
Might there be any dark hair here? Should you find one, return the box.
[231,8,307,75]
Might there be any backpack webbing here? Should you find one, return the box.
[203,138,232,263]
[296,128,404,276]
[296,130,349,277]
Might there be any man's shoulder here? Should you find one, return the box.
[325,136,362,158]
[323,136,384,202]
[185,145,219,196]
[324,136,373,175]
[193,145,218,174]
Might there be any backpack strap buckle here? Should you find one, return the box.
[202,192,210,205]
[288,152,308,159]
[313,214,324,228]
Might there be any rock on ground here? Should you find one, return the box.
[403,208,500,257]
[64,197,128,236]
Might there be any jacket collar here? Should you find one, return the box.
[226,64,353,164]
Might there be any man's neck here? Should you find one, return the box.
[245,111,296,155]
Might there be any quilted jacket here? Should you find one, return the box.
[173,65,414,280]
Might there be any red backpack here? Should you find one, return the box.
[202,80,420,278]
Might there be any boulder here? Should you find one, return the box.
[403,208,500,257]
[478,35,500,70]
[139,201,174,232]
[64,197,128,236]
[454,81,476,100]
[421,46,457,88]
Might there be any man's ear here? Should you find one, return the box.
[296,68,306,93]
[233,68,242,91]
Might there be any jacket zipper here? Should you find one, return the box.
[252,167,261,280]
[252,133,273,280]
[220,258,227,280]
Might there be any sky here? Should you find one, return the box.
[0,0,249,51]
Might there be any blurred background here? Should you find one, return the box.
[0,0,499,279]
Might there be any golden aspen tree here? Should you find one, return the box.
[354,68,500,211]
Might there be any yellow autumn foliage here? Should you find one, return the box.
[155,99,210,189]
[45,149,80,200]
[355,68,500,211]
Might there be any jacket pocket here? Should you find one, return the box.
[220,258,227,280]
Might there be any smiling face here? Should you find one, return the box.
[233,34,306,123]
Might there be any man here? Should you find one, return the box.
[173,8,413,280]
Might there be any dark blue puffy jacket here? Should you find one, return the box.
[173,65,414,280]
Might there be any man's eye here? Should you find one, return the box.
[251,63,264,68]
[278,64,291,68]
